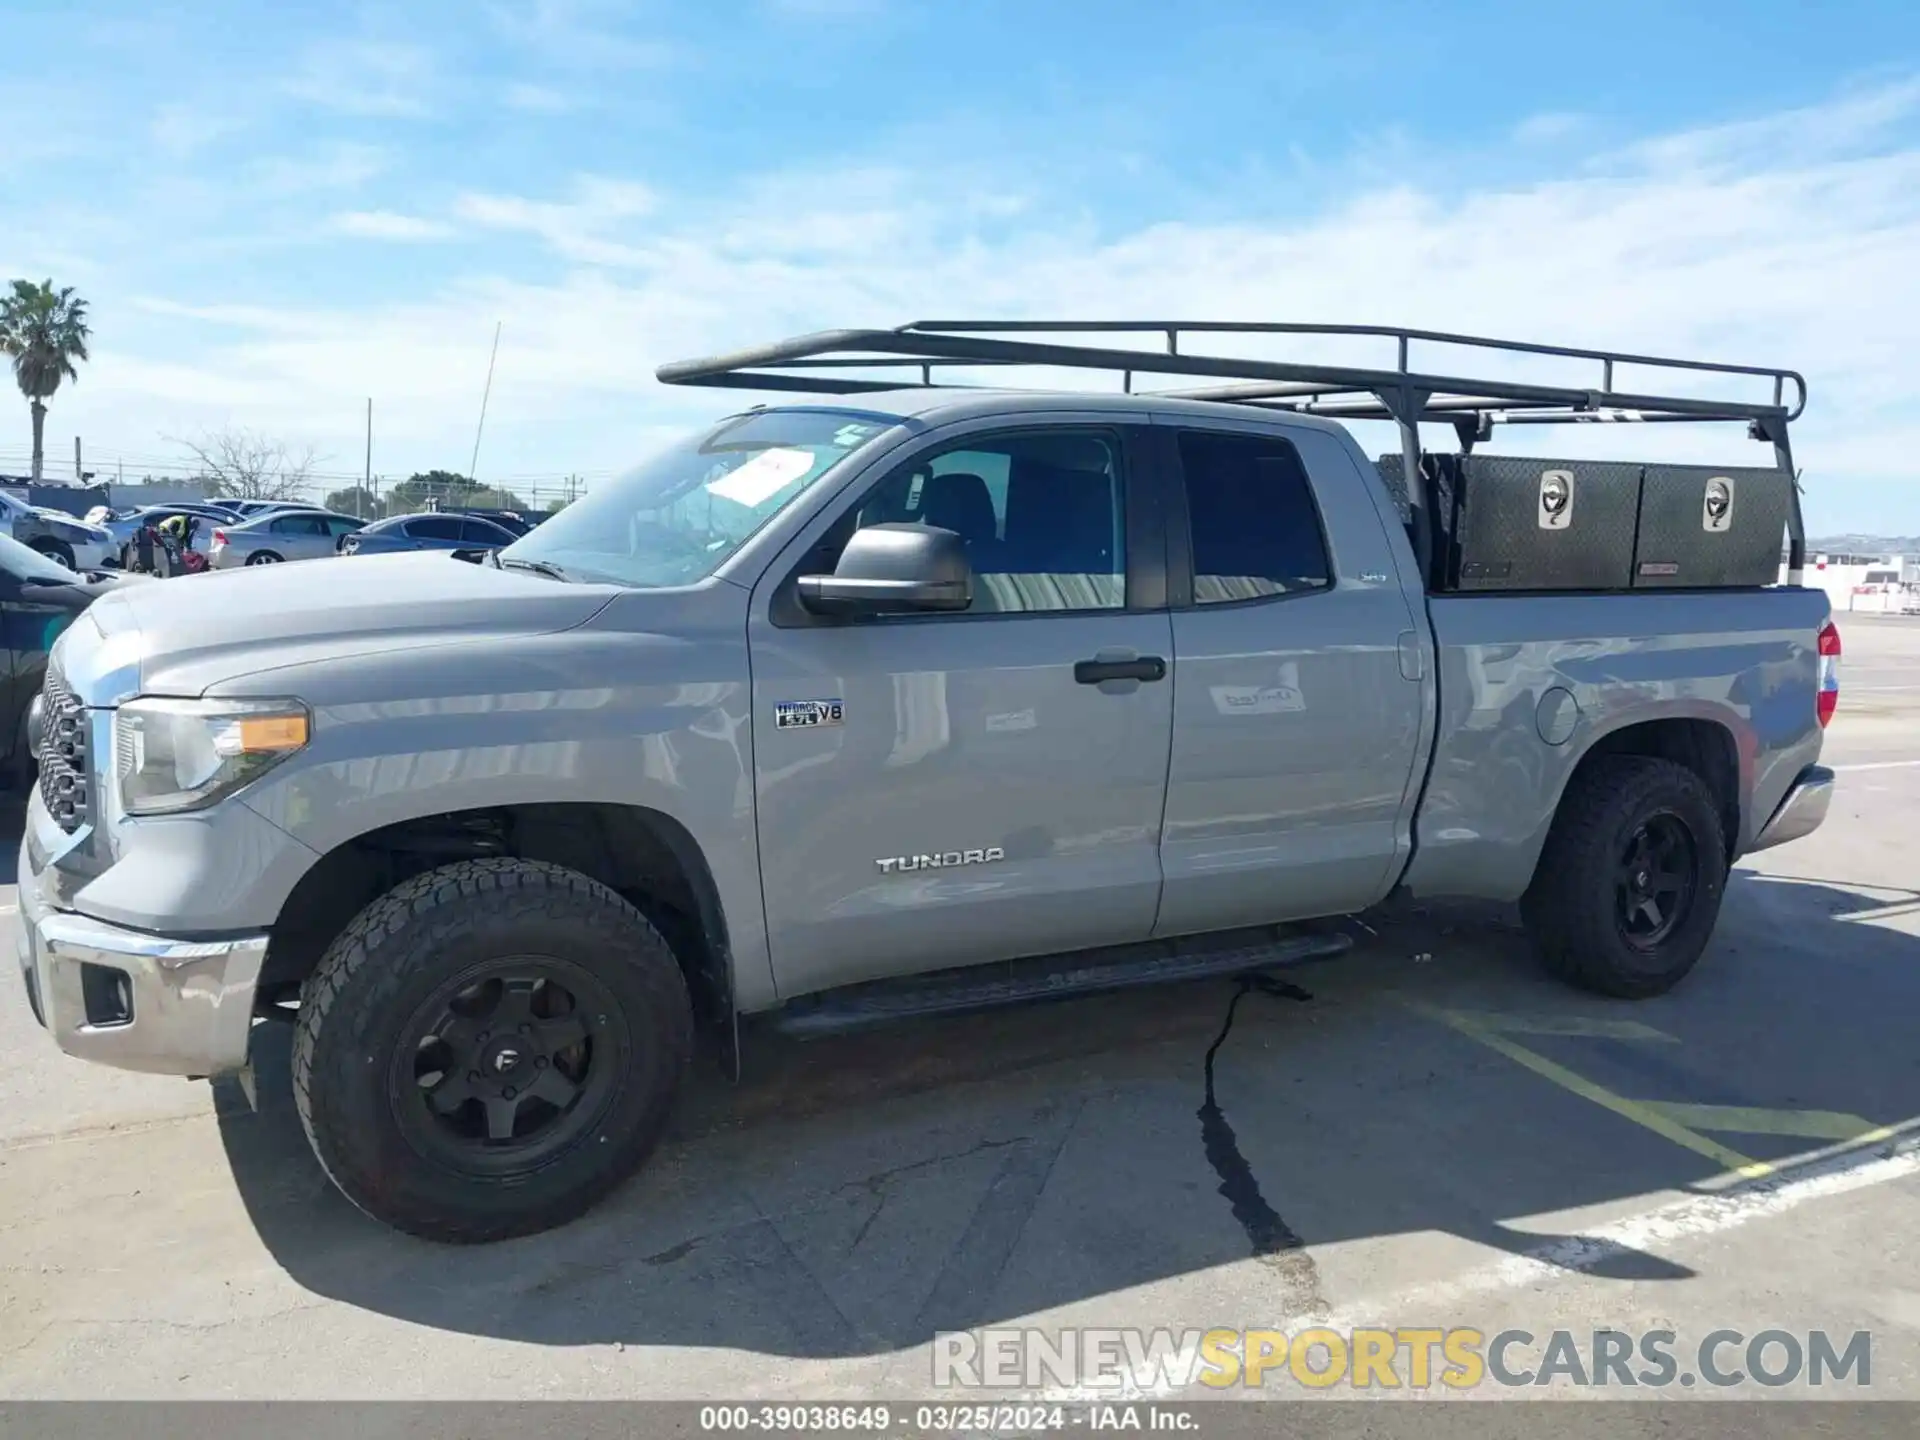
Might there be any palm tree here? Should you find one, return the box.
[0,279,92,482]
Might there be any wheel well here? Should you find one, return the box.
[263,803,733,1032]
[1570,718,1741,859]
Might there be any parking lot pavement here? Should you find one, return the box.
[3,620,1918,1404]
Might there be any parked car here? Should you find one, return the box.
[0,534,140,784]
[340,512,520,556]
[16,319,1837,1245]
[208,510,365,567]
[0,492,116,570]
[100,504,244,556]
[434,506,542,536]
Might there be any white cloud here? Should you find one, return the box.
[283,39,436,118]
[503,82,579,113]
[328,210,458,242]
[453,175,658,265]
[1512,112,1588,146]
[36,79,1920,529]
[250,143,388,193]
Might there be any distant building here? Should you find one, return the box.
[1781,550,1920,613]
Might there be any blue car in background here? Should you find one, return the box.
[339,512,521,557]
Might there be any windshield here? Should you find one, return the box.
[0,533,80,584]
[499,408,893,587]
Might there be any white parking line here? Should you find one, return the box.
[1037,1130,1920,1401]
[1833,759,1920,772]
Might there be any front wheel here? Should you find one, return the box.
[293,858,694,1242]
[246,550,282,565]
[1521,756,1728,999]
[32,539,74,570]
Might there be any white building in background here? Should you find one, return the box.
[1781,551,1920,613]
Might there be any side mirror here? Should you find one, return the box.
[797,523,972,616]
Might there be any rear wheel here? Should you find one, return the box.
[293,858,694,1242]
[1521,756,1727,998]
[246,550,282,565]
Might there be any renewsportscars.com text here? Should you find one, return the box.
[933,1326,1872,1392]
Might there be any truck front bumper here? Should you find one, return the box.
[17,841,268,1077]
[1749,764,1835,853]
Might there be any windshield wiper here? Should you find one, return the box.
[499,557,571,582]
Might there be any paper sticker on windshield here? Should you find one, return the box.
[832,424,878,448]
[705,448,816,507]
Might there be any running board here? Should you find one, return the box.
[769,925,1354,1038]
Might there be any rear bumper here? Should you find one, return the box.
[1749,764,1834,853]
[16,840,268,1076]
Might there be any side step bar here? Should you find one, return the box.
[769,925,1354,1038]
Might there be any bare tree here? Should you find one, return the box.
[169,427,322,502]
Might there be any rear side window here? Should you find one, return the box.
[408,516,463,541]
[1177,431,1332,603]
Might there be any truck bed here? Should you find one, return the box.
[1401,586,1832,901]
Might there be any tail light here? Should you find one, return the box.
[212,529,228,547]
[1817,619,1841,728]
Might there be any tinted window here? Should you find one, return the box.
[461,518,516,544]
[270,514,328,536]
[324,516,365,536]
[407,515,464,541]
[851,431,1125,613]
[1177,431,1331,603]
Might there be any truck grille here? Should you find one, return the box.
[37,666,91,834]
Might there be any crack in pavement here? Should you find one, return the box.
[1197,974,1328,1307]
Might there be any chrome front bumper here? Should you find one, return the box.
[17,843,268,1077]
[1749,764,1835,853]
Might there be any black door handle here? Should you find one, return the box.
[1075,656,1167,685]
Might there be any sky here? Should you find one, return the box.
[3,0,1918,530]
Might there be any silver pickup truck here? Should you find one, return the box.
[15,321,1840,1243]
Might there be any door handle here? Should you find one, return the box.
[1074,656,1167,685]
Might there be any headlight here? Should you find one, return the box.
[114,698,310,815]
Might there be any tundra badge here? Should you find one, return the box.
[876,848,1006,874]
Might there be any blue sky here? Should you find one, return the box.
[4,0,1919,529]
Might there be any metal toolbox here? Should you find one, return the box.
[1376,453,1643,590]
[1631,464,1792,589]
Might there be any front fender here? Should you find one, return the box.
[221,597,773,1007]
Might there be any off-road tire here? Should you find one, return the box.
[1521,756,1728,999]
[293,858,694,1243]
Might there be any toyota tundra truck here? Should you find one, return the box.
[15,321,1840,1243]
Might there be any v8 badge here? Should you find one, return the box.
[775,698,844,729]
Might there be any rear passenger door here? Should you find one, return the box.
[1154,418,1427,936]
[748,420,1175,999]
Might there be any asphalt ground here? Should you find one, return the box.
[2,614,1917,1412]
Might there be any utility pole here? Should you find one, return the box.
[363,398,373,518]
[74,437,82,485]
[469,321,502,485]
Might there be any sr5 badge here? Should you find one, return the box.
[775,698,844,729]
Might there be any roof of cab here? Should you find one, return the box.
[727,386,1359,437]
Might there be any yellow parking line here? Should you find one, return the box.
[1404,1002,1771,1179]
[1431,1008,1680,1043]
[1634,1102,1884,1142]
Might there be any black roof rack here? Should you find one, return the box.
[657,320,1809,579]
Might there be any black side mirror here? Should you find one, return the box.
[797,523,972,616]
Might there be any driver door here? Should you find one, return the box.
[748,420,1174,999]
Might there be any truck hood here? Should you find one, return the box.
[73,552,616,701]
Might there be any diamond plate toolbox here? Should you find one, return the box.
[1448,455,1643,591]
[1631,464,1792,589]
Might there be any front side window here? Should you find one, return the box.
[502,408,895,587]
[851,430,1126,613]
[1177,430,1332,604]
